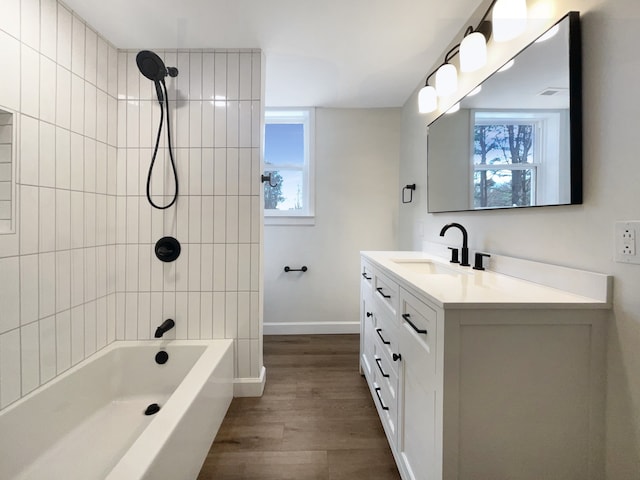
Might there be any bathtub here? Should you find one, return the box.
[0,339,234,480]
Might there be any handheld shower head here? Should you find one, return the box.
[136,50,179,103]
[136,50,168,82]
[137,50,180,210]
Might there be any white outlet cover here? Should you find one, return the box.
[615,221,640,264]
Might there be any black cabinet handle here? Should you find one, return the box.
[374,387,389,410]
[366,312,373,318]
[375,357,389,378]
[392,353,402,362]
[376,328,390,345]
[402,313,428,335]
[376,287,391,299]
[361,272,372,280]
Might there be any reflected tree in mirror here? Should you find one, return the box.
[474,123,534,208]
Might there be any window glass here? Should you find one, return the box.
[264,109,314,221]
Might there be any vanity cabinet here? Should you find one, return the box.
[360,252,609,480]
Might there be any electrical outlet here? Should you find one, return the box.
[615,221,640,264]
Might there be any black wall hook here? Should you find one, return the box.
[261,173,279,188]
[402,184,416,204]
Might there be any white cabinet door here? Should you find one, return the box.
[397,288,440,480]
[399,362,438,480]
[360,284,375,380]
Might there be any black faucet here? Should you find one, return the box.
[155,319,175,338]
[439,223,470,266]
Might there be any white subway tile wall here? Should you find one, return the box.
[117,49,263,380]
[0,2,118,409]
[0,112,13,230]
[0,1,264,410]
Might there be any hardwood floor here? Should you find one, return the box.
[197,334,401,480]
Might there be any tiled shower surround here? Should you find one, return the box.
[0,0,263,410]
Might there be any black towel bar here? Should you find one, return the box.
[284,266,308,272]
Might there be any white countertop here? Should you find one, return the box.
[362,251,611,309]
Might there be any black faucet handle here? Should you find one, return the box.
[473,252,491,271]
[447,247,460,264]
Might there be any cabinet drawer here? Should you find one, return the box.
[361,307,376,381]
[400,288,437,380]
[361,259,374,291]
[374,270,399,318]
[373,379,398,446]
[373,310,401,377]
[373,352,399,404]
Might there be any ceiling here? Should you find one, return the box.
[62,0,484,108]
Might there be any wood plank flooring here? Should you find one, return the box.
[197,334,401,480]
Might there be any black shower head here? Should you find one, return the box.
[136,50,168,82]
[136,50,179,103]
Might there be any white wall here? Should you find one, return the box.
[264,108,400,333]
[399,0,640,477]
[115,50,264,381]
[0,0,119,410]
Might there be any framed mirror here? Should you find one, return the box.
[427,12,581,213]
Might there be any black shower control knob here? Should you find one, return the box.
[155,237,181,262]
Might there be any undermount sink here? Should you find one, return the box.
[390,259,465,275]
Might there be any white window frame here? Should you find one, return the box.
[470,110,546,208]
[264,108,315,226]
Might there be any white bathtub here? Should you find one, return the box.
[0,339,233,480]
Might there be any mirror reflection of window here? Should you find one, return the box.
[471,110,565,209]
[0,108,14,233]
[426,12,580,213]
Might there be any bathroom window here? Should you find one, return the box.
[472,110,563,209]
[0,107,16,233]
[264,108,315,225]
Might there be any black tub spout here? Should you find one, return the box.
[155,319,175,338]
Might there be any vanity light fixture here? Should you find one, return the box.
[435,63,458,97]
[459,31,487,72]
[459,20,492,73]
[418,82,438,113]
[492,0,528,42]
[418,0,528,114]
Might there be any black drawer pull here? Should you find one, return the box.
[375,357,389,378]
[376,287,391,299]
[402,313,428,335]
[374,387,389,410]
[366,312,373,318]
[376,328,390,345]
[361,272,372,280]
[392,353,402,362]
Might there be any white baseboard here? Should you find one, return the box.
[263,321,360,335]
[233,366,266,397]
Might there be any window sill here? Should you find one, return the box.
[265,216,315,226]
